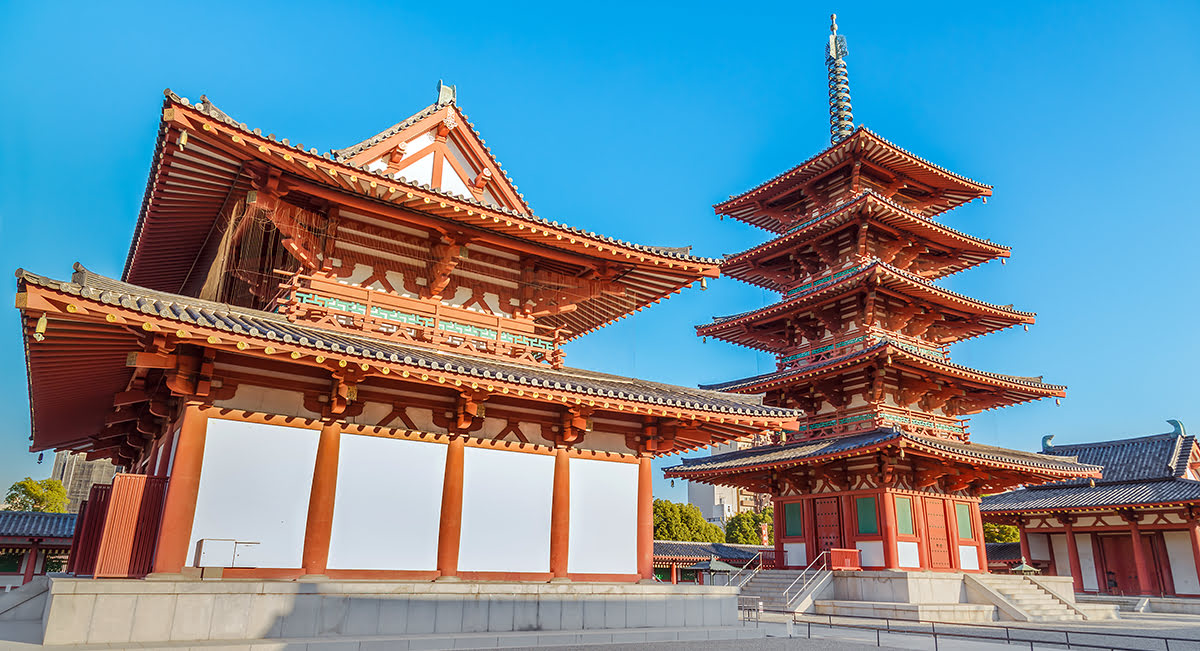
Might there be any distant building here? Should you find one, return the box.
[687,440,769,525]
[49,451,117,513]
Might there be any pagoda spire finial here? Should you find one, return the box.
[825,13,854,145]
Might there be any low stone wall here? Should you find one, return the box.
[814,600,996,623]
[41,578,737,646]
[831,570,969,604]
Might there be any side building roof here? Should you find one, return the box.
[0,511,77,540]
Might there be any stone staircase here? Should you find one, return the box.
[975,574,1084,621]
[740,569,827,612]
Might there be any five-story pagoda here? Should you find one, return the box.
[665,17,1100,573]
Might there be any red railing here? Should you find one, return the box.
[761,549,781,569]
[830,548,862,571]
[68,474,167,578]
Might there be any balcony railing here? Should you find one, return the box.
[276,272,565,368]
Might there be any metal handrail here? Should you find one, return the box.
[783,550,830,609]
[792,611,1196,651]
[730,551,764,588]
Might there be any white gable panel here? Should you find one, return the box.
[446,140,479,180]
[439,157,473,199]
[396,152,434,186]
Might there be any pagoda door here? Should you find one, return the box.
[924,498,952,569]
[1099,536,1137,595]
[814,497,843,557]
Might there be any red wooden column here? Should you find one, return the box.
[1126,514,1155,595]
[21,541,40,585]
[636,456,653,580]
[1017,517,1033,563]
[881,491,899,569]
[772,499,785,568]
[549,448,570,579]
[437,436,467,579]
[971,502,988,573]
[151,404,208,575]
[670,563,677,584]
[1060,514,1085,592]
[1189,518,1200,591]
[301,421,341,576]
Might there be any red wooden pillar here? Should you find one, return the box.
[1128,517,1155,595]
[1189,520,1200,591]
[636,456,653,580]
[1061,515,1085,592]
[21,541,40,585]
[840,494,856,556]
[437,437,466,579]
[670,563,677,584]
[772,499,785,568]
[151,404,208,574]
[1017,518,1032,562]
[301,421,341,576]
[947,499,962,570]
[549,448,570,579]
[913,496,929,570]
[881,491,899,569]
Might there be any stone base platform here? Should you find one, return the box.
[39,578,739,647]
[814,600,997,623]
[1077,594,1200,616]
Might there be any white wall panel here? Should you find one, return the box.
[567,458,638,574]
[958,544,980,570]
[1050,534,1071,577]
[327,435,446,570]
[856,541,884,567]
[1029,533,1051,561]
[897,541,921,568]
[458,447,554,572]
[187,419,319,568]
[783,542,806,567]
[1075,534,1098,591]
[1164,531,1200,595]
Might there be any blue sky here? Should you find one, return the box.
[1,2,1197,503]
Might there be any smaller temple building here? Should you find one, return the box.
[0,512,74,591]
[983,421,1200,597]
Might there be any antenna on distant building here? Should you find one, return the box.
[826,14,854,144]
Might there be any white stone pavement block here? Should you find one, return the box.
[360,640,412,651]
[536,632,580,646]
[343,596,381,636]
[433,595,465,634]
[318,595,349,635]
[460,597,488,633]
[42,593,94,646]
[86,593,137,644]
[170,592,215,642]
[278,593,319,638]
[129,592,176,643]
[645,629,681,642]
[404,597,437,635]
[495,632,540,648]
[645,596,668,628]
[538,596,565,631]
[581,595,606,629]
[245,592,291,639]
[613,629,649,642]
[603,595,626,628]
[377,597,411,636]
[511,596,537,632]
[624,596,647,628]
[486,597,514,632]
[210,592,253,640]
[683,595,705,627]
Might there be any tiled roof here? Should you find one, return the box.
[157,90,716,267]
[982,478,1200,512]
[985,542,1022,563]
[0,511,76,539]
[1037,426,1194,485]
[653,540,766,561]
[664,428,1099,476]
[331,102,447,161]
[18,265,799,420]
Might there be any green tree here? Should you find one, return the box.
[653,499,724,543]
[983,522,1019,543]
[725,508,774,545]
[5,478,68,513]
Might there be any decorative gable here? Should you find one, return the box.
[335,83,530,215]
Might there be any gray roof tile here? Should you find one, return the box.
[0,511,76,539]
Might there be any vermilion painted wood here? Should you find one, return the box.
[66,498,88,575]
[549,448,570,579]
[830,548,861,571]
[71,483,112,576]
[301,422,340,575]
[924,498,952,570]
[637,456,653,580]
[814,497,842,555]
[93,474,168,578]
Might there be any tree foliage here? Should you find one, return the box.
[653,499,724,543]
[5,478,68,513]
[725,508,774,545]
[983,522,1019,543]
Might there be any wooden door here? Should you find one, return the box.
[814,497,842,556]
[1100,535,1137,595]
[924,498,952,569]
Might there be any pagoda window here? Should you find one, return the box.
[895,496,915,536]
[855,496,879,535]
[784,502,804,537]
[954,502,974,540]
